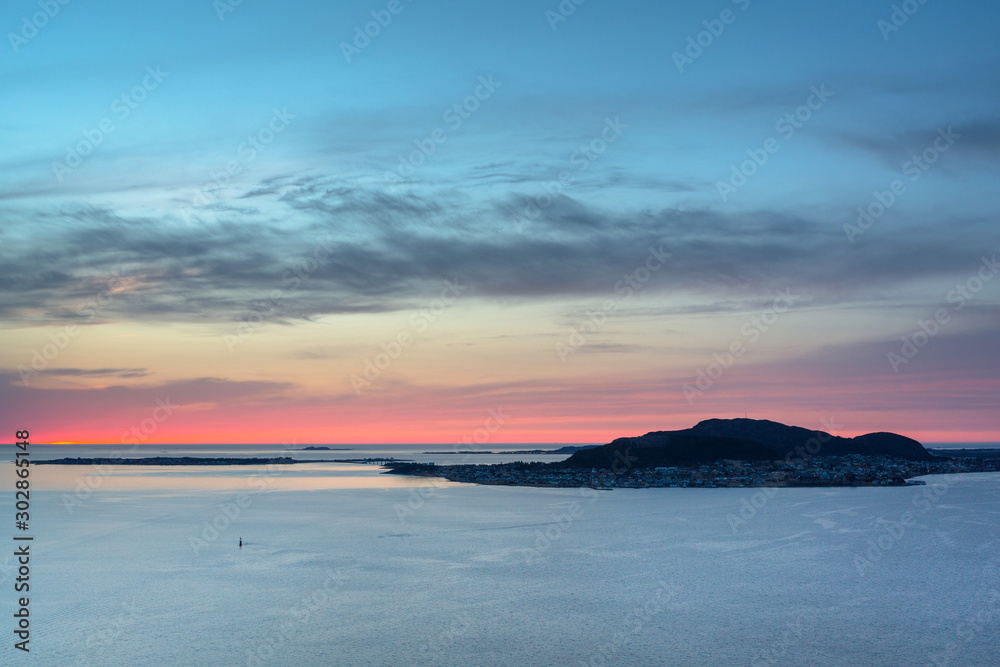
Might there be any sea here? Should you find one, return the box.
[1,443,998,666]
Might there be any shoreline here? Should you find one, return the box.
[29,453,1000,490]
[382,454,1000,490]
[33,456,410,466]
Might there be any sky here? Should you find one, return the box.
[1,0,998,445]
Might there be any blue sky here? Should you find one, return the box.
[1,0,999,443]
[5,0,997,208]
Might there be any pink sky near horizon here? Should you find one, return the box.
[7,364,997,446]
[2,284,997,447]
[1,0,998,456]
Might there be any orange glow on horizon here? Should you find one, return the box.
[31,417,998,447]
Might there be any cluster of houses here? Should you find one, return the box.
[391,453,999,489]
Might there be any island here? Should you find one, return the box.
[422,445,598,455]
[299,446,353,451]
[386,418,1000,488]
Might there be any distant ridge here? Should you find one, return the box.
[563,418,934,469]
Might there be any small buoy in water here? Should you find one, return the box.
[239,537,242,548]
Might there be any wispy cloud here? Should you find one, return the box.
[2,174,997,326]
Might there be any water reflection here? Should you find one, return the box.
[0,443,576,494]
[0,461,458,493]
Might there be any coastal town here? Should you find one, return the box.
[386,453,1000,489]
[35,449,1000,490]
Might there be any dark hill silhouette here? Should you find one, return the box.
[564,418,934,469]
[691,419,931,460]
